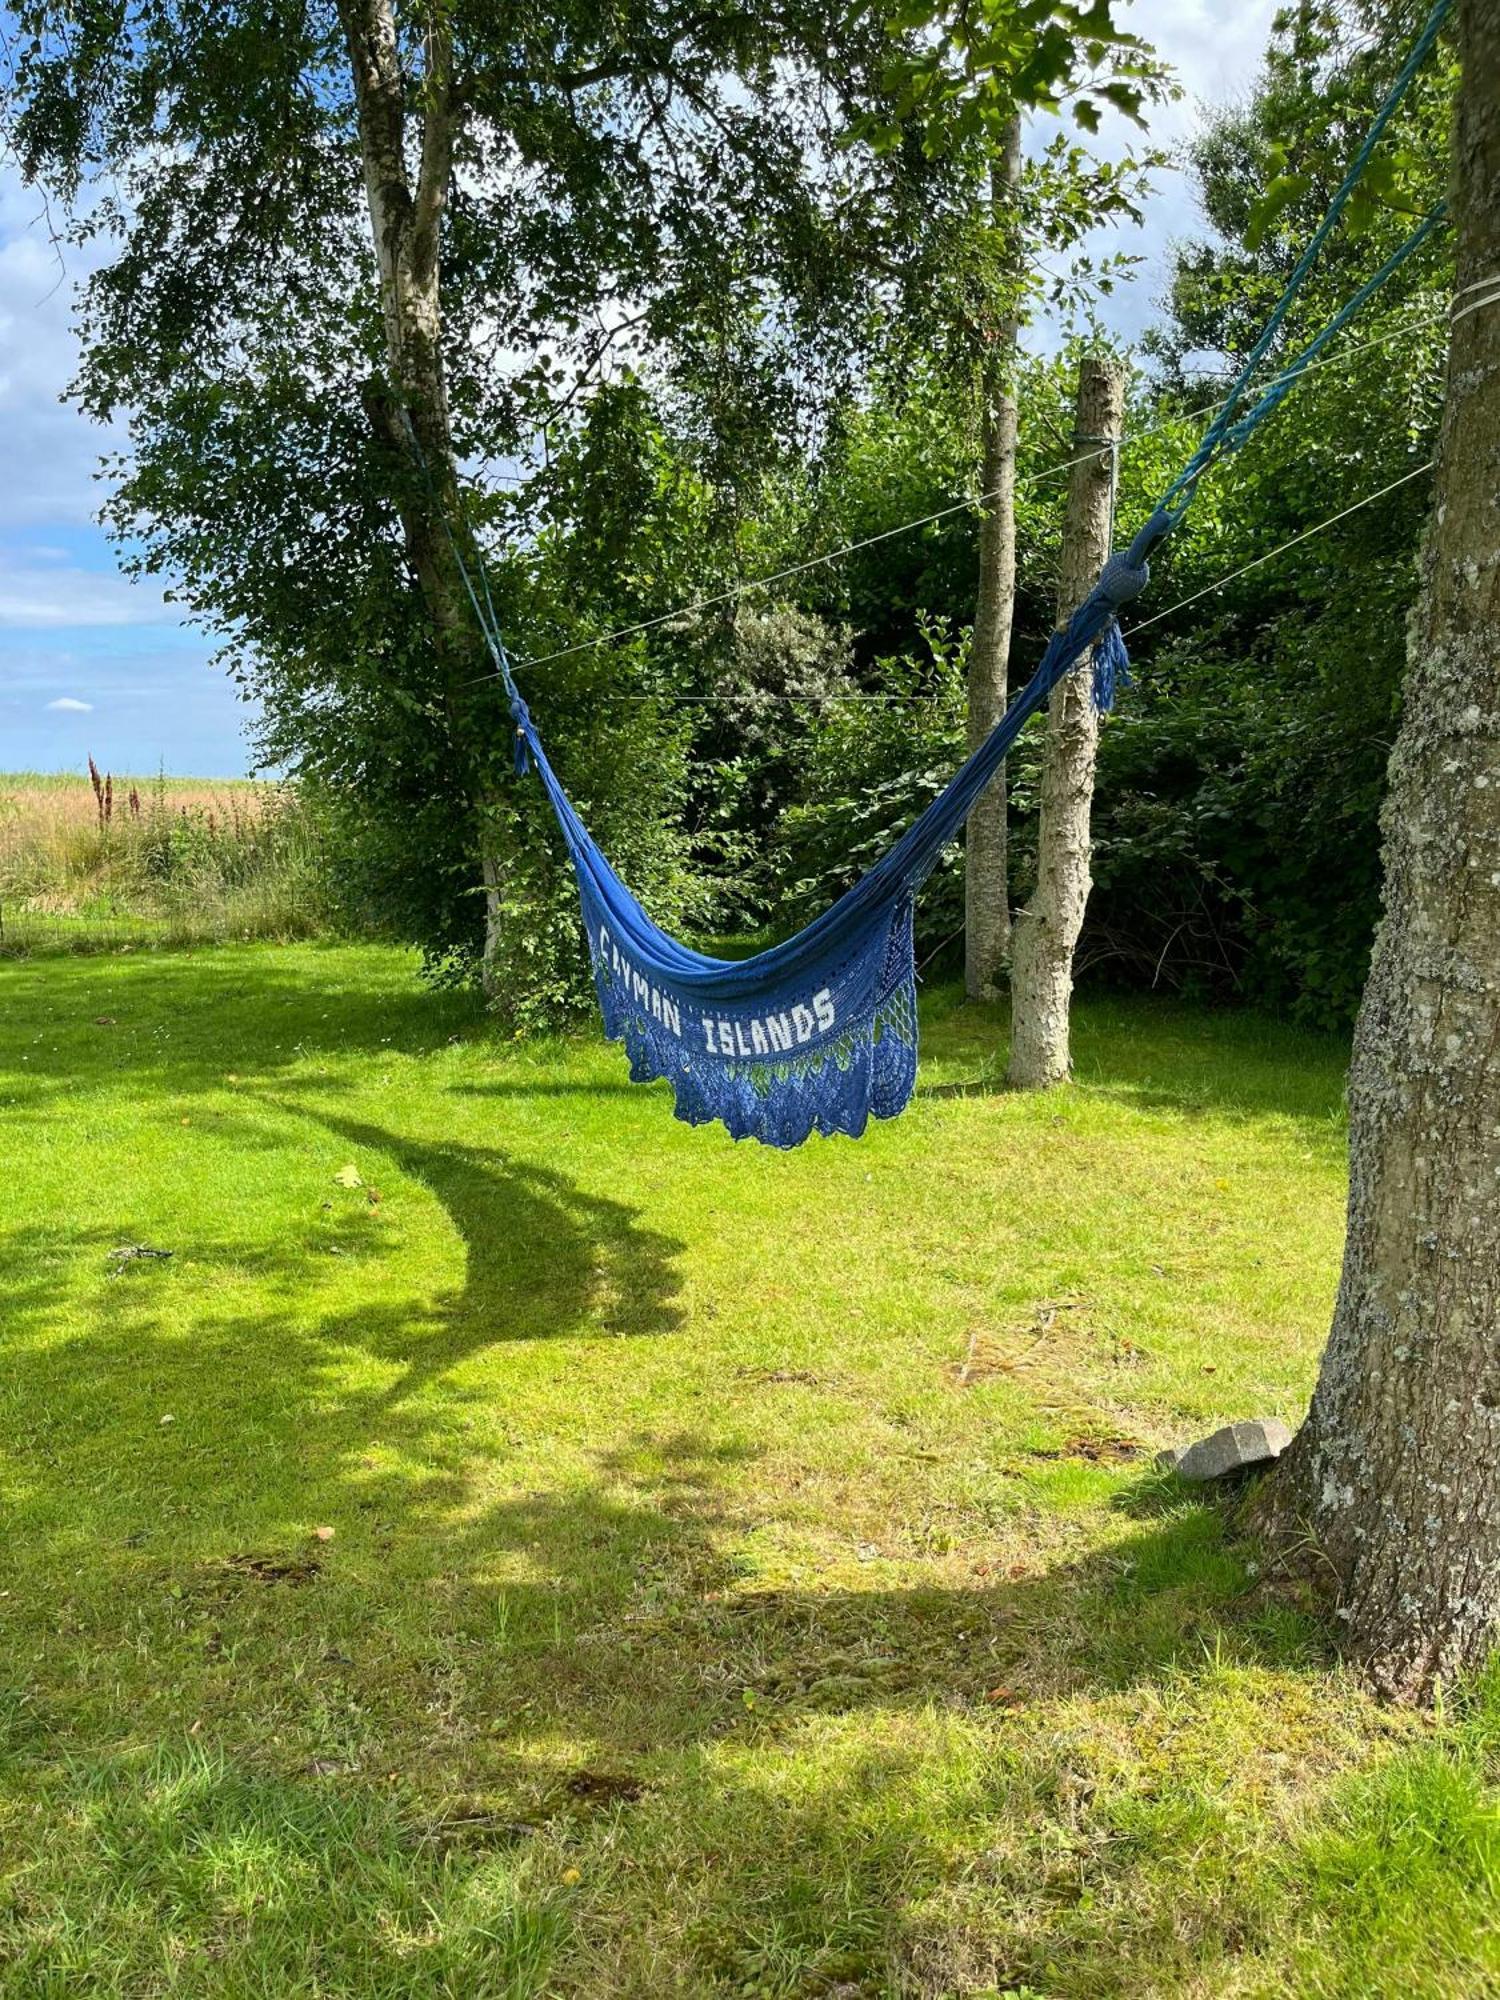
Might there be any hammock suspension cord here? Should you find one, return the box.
[407,0,1460,1147]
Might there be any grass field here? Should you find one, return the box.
[0,771,321,953]
[3,941,1499,1997]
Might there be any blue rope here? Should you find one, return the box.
[401,0,1454,1143]
[1163,0,1452,513]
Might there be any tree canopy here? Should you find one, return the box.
[0,0,1456,1026]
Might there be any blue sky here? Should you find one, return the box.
[0,0,1274,781]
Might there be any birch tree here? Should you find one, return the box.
[865,10,1172,1005]
[965,124,1023,1002]
[4,0,1167,1010]
[0,0,940,1006]
[1258,0,1500,1703]
[1008,354,1123,1086]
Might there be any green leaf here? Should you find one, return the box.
[1245,171,1312,250]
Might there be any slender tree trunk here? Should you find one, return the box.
[965,118,1023,1003]
[1257,0,1500,1704]
[338,0,510,1000]
[1007,356,1124,1089]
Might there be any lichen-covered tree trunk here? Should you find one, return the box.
[1007,356,1124,1088]
[338,0,510,996]
[1259,0,1500,1703]
[964,119,1023,1003]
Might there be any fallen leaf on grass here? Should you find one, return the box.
[332,1163,363,1188]
[1047,1434,1145,1464]
[311,1525,335,1542]
[563,1770,646,1804]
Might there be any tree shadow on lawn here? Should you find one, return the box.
[276,1103,687,1386]
[359,1446,1309,1757]
[0,1109,684,1575]
[3,1235,1309,1738]
[0,944,485,1114]
[3,1182,1340,1997]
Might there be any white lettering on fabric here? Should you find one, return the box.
[597,924,683,1039]
[596,924,838,1056]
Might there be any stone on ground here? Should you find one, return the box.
[1154,1418,1292,1483]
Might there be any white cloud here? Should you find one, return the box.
[46,695,93,712]
[1029,0,1279,351]
[0,556,176,629]
[0,172,122,531]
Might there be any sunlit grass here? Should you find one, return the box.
[2,941,1496,1995]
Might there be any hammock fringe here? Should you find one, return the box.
[430,0,1450,1147]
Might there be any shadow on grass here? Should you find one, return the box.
[0,954,1463,1996]
[0,942,484,1111]
[280,1105,687,1392]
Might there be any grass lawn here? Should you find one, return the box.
[3,940,1499,1997]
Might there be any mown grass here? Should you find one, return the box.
[2,941,1498,1997]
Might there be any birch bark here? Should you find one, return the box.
[337,0,509,994]
[1008,356,1124,1088]
[965,119,1024,1001]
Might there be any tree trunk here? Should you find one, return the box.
[1258,0,1500,1703]
[964,118,1023,1003]
[1007,356,1124,1089]
[337,0,509,1000]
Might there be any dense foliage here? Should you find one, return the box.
[2,0,1179,1016]
[627,0,1455,1029]
[2,0,1455,1028]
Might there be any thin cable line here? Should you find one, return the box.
[482,437,1116,678]
[592,457,1436,700]
[1128,459,1434,634]
[595,690,945,703]
[473,300,1454,683]
[1452,286,1500,327]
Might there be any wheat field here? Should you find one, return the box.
[0,766,326,951]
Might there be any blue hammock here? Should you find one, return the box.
[511,535,1157,1145]
[458,0,1448,1147]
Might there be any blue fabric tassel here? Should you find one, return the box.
[515,529,1160,1147]
[1092,620,1131,714]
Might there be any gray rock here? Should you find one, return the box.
[1159,1418,1292,1483]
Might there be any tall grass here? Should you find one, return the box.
[0,765,333,953]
